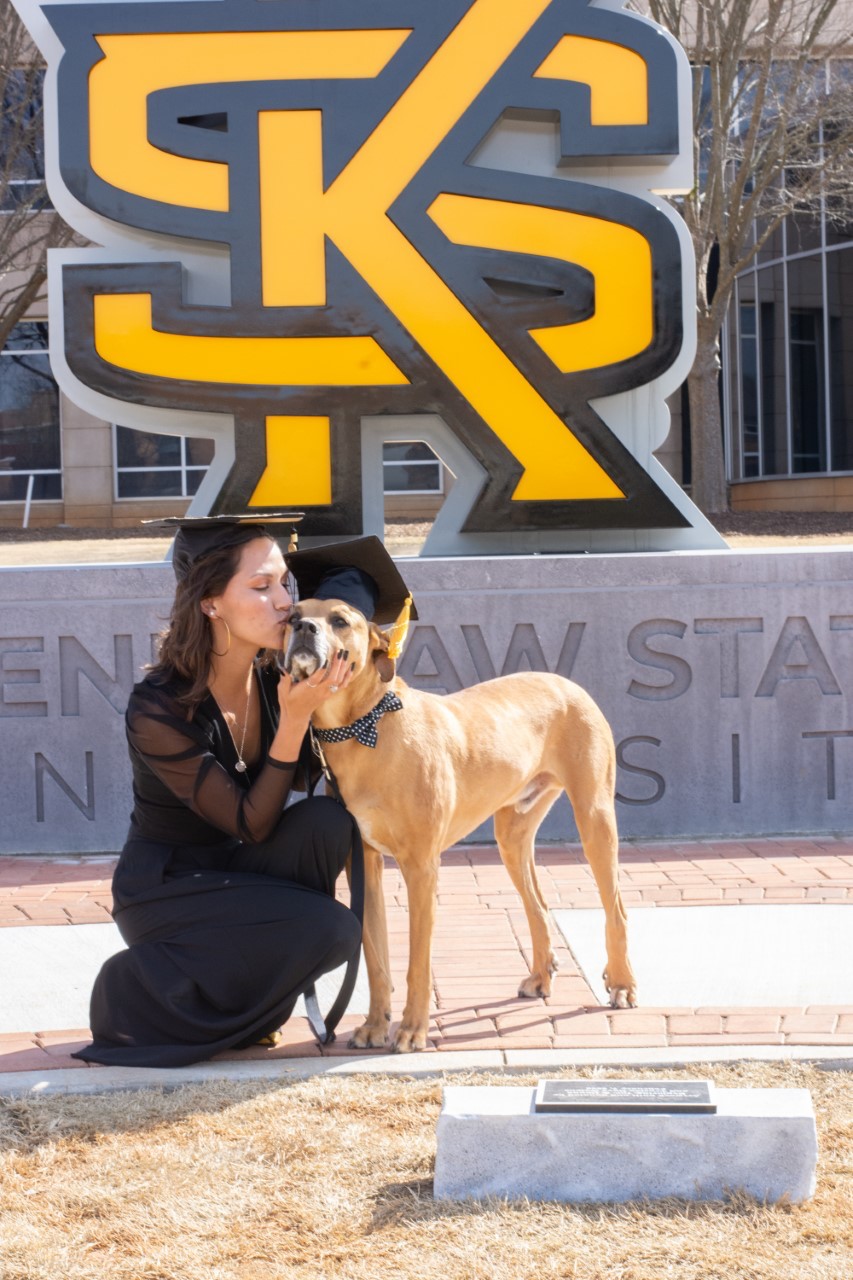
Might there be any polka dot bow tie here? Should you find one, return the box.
[312,691,404,749]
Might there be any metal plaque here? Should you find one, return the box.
[534,1079,717,1114]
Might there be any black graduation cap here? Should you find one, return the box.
[286,535,417,650]
[144,513,303,582]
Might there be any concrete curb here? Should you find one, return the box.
[2,1046,851,1098]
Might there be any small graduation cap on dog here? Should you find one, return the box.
[145,513,303,583]
[286,535,417,661]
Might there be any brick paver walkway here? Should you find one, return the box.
[2,838,852,1072]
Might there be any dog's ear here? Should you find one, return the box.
[369,624,396,684]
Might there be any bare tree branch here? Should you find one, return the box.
[0,0,75,351]
[637,0,853,511]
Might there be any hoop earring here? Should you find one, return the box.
[210,617,231,657]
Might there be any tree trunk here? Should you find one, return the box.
[687,326,729,514]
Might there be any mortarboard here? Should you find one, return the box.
[286,535,417,658]
[145,513,303,583]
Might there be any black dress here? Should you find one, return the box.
[73,663,361,1068]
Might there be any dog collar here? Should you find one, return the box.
[312,691,403,749]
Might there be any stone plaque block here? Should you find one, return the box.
[434,1086,817,1203]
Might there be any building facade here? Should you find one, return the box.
[725,199,853,512]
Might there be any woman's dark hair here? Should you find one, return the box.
[147,534,277,711]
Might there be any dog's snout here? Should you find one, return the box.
[284,612,328,682]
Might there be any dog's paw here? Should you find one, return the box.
[518,953,558,998]
[348,1020,389,1049]
[607,985,638,1009]
[518,973,553,999]
[391,1024,429,1053]
[603,965,637,1009]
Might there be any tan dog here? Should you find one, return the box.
[285,599,636,1053]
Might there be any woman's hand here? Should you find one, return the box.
[275,648,354,726]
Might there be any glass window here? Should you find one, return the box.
[114,427,213,499]
[825,220,853,250]
[0,69,52,212]
[735,270,788,478]
[382,441,443,494]
[0,322,61,502]
[756,218,784,265]
[829,247,853,471]
[692,65,713,187]
[787,254,827,473]
[828,59,852,93]
[786,214,823,256]
[759,299,786,475]
[788,307,826,472]
[739,302,760,475]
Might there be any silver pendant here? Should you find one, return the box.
[235,760,247,773]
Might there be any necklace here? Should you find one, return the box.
[212,674,253,773]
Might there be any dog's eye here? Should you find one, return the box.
[289,611,301,624]
[331,615,348,629]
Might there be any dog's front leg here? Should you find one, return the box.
[349,842,394,1049]
[393,858,438,1053]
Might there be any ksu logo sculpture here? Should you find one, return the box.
[18,0,718,552]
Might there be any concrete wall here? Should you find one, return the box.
[1,547,852,853]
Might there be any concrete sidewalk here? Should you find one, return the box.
[1,838,852,1089]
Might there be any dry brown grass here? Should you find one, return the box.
[1,1062,850,1280]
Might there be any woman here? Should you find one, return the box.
[74,516,361,1068]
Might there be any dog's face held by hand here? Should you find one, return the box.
[282,604,333,679]
[282,599,396,684]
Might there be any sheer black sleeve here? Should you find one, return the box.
[126,680,299,843]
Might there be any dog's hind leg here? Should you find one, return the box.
[349,842,394,1049]
[569,790,637,1009]
[494,790,561,998]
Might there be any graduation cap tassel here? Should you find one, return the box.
[287,527,299,554]
[386,593,413,661]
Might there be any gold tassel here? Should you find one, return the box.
[287,528,299,554]
[386,593,413,661]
